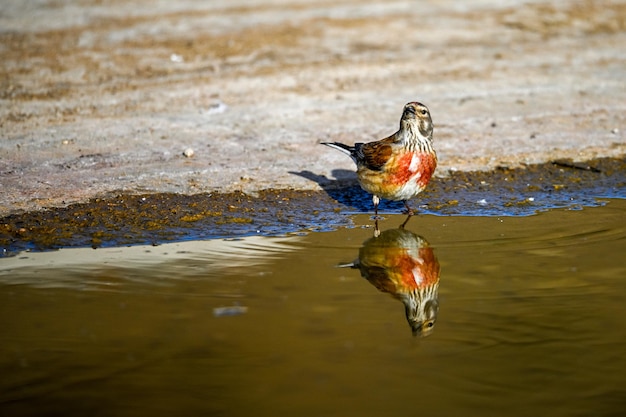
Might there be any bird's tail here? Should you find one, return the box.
[335,260,360,269]
[321,141,355,158]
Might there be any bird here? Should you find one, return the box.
[339,226,441,337]
[322,101,437,217]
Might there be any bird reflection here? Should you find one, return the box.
[344,218,440,336]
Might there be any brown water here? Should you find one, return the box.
[1,200,625,416]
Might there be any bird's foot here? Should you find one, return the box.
[402,201,416,216]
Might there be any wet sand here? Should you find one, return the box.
[1,157,624,255]
[1,0,625,216]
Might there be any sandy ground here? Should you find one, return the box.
[1,0,625,216]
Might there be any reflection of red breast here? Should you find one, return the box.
[357,228,440,296]
[396,247,439,291]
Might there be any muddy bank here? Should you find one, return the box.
[1,0,625,216]
[1,157,624,256]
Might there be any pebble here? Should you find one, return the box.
[170,53,184,63]
[205,101,228,115]
[183,148,194,158]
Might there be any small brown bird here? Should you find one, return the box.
[322,102,437,216]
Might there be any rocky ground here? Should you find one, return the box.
[1,0,625,216]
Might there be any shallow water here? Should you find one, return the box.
[1,199,625,416]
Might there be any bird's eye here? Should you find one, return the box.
[421,109,428,115]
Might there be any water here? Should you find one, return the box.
[1,199,625,416]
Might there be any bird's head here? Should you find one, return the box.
[400,102,433,141]
[406,296,439,337]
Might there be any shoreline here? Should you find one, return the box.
[1,157,624,256]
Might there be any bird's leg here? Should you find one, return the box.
[403,200,415,216]
[372,196,381,236]
[372,195,380,219]
[400,214,412,229]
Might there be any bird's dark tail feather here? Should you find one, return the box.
[321,141,355,157]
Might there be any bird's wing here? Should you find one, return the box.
[356,136,395,171]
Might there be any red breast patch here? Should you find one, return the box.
[390,152,437,187]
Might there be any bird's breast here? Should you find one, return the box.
[389,151,437,187]
[356,149,437,200]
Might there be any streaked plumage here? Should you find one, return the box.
[322,102,437,215]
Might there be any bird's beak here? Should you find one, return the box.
[404,106,416,116]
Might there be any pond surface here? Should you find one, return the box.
[1,199,625,416]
